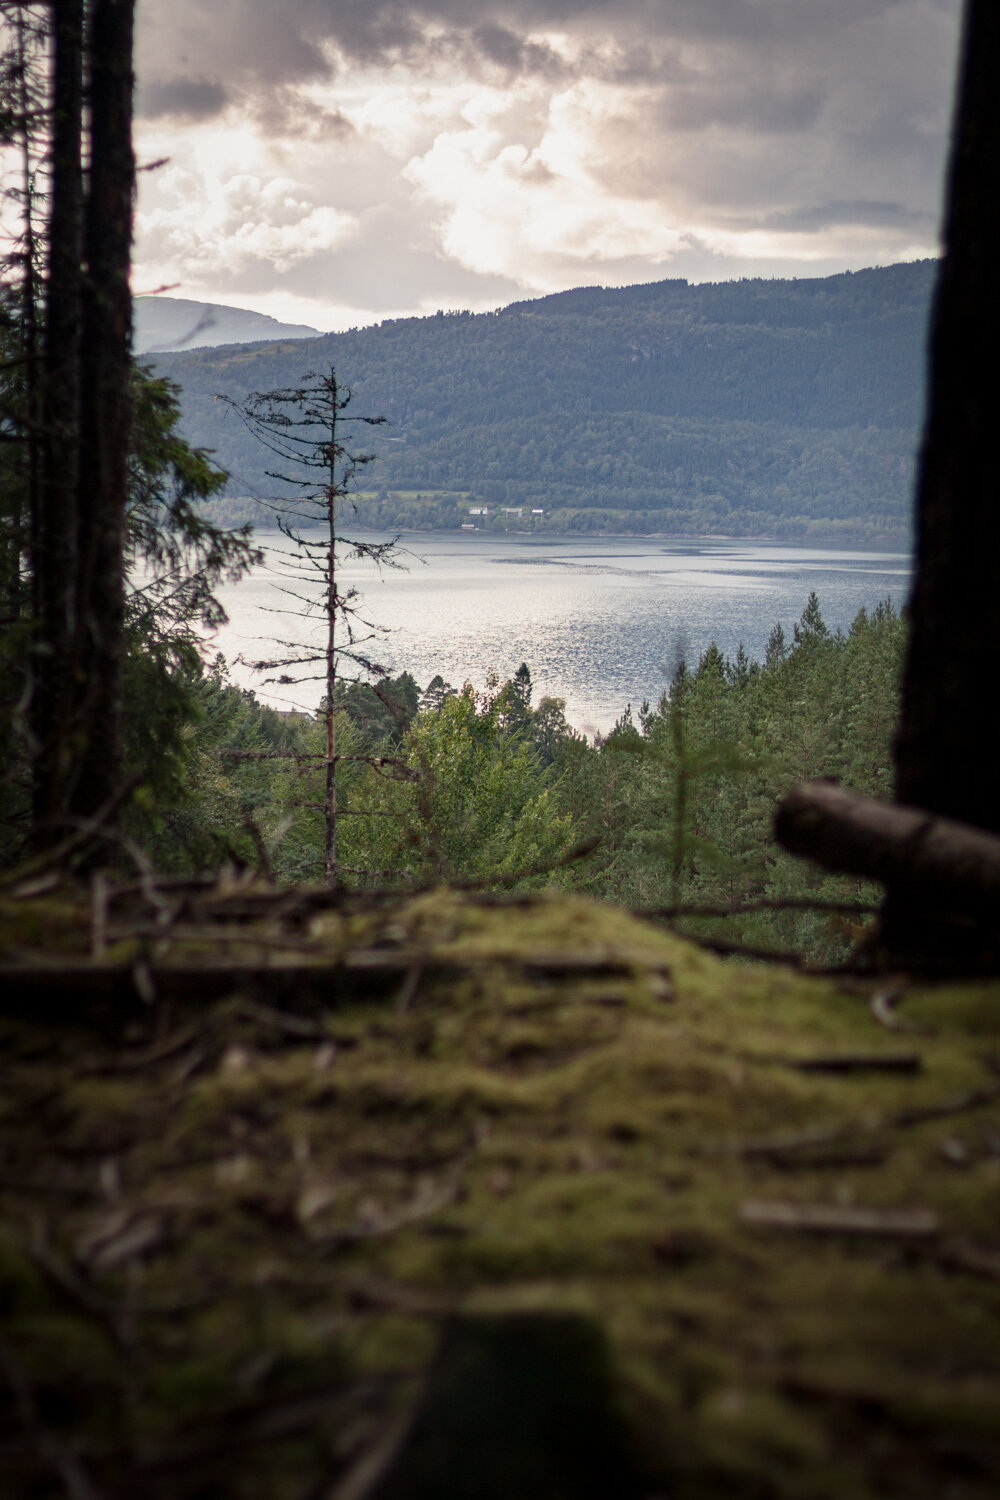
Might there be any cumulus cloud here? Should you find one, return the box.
[133,0,963,329]
[136,153,358,287]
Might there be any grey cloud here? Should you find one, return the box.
[247,90,355,140]
[138,78,230,121]
[470,22,569,77]
[136,3,332,117]
[138,1,962,117]
[756,200,936,233]
[573,1,960,220]
[661,80,824,135]
[135,0,962,320]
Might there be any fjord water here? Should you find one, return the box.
[207,532,911,736]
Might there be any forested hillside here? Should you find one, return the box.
[155,261,933,542]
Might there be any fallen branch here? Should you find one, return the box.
[756,1145,887,1171]
[775,780,1000,915]
[21,1235,135,1354]
[0,960,381,1020]
[665,933,807,965]
[892,1080,1000,1128]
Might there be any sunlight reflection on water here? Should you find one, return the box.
[206,532,911,736]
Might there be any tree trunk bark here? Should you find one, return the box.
[893,0,1000,827]
[72,0,135,825]
[14,11,41,626]
[32,0,84,840]
[880,0,1000,965]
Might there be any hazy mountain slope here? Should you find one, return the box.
[153,262,934,542]
[135,296,319,355]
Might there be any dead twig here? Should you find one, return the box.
[633,896,881,920]
[98,922,324,954]
[739,1200,939,1238]
[90,871,110,960]
[394,963,424,1013]
[667,933,807,965]
[701,1076,1000,1160]
[237,998,329,1038]
[757,1145,887,1171]
[788,1052,922,1075]
[870,985,937,1035]
[892,1080,1000,1128]
[75,1017,208,1074]
[702,1123,850,1159]
[0,1172,100,1200]
[20,1232,136,1354]
[315,1172,464,1247]
[937,1237,1000,1282]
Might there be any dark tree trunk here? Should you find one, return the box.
[72,0,135,824]
[32,0,84,838]
[893,0,1000,826]
[14,10,42,626]
[880,0,1000,964]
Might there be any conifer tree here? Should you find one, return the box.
[0,0,137,846]
[223,369,395,884]
[1,3,258,864]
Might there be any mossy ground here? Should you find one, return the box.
[2,888,999,1498]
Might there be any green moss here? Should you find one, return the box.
[2,891,1000,1497]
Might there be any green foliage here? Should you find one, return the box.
[127,366,261,639]
[336,678,576,887]
[555,595,906,961]
[398,682,574,883]
[143,663,580,891]
[106,372,261,863]
[334,670,420,746]
[0,351,262,866]
[134,592,904,970]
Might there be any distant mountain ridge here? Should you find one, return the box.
[154,262,935,544]
[135,296,320,355]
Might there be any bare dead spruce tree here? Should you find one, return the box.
[222,369,400,885]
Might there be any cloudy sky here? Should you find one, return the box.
[132,0,964,332]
